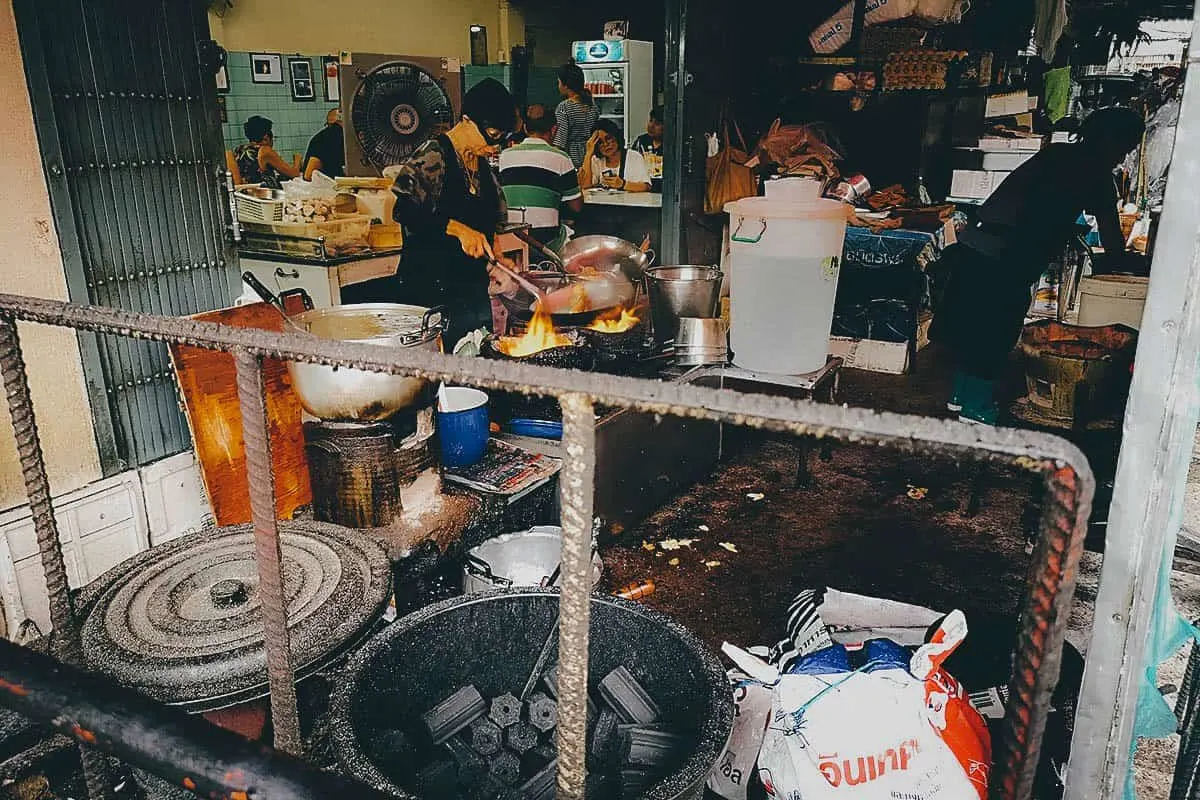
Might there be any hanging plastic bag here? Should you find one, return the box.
[809,0,919,54]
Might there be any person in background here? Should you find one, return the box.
[345,78,519,348]
[553,63,600,168]
[499,104,583,251]
[631,105,665,192]
[930,107,1145,425]
[234,115,301,188]
[303,108,345,180]
[578,119,652,193]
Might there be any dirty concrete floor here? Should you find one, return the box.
[599,343,1196,798]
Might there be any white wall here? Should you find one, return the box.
[0,1,102,510]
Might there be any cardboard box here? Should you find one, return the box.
[985,91,1031,118]
[829,336,910,374]
[950,170,1011,200]
[978,136,1043,152]
[981,150,1036,171]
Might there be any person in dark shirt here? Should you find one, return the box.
[341,79,520,348]
[631,105,664,192]
[233,115,301,188]
[303,108,345,180]
[931,107,1144,424]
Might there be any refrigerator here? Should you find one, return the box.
[571,39,654,148]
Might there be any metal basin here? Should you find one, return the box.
[286,304,443,421]
[560,234,654,281]
[462,526,602,592]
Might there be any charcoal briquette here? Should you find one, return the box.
[517,758,556,800]
[423,684,487,744]
[489,692,522,728]
[504,721,539,754]
[527,692,558,733]
[488,750,521,787]
[469,717,503,756]
[598,665,659,725]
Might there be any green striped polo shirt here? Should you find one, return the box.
[499,139,582,233]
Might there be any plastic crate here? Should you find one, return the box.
[234,191,285,224]
[242,213,373,256]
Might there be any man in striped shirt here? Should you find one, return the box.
[499,104,583,249]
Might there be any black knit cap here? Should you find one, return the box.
[462,78,516,133]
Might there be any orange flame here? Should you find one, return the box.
[496,306,572,357]
[587,306,640,333]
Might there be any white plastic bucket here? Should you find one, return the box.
[1077,275,1148,329]
[725,197,847,374]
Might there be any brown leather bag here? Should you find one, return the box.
[705,114,757,215]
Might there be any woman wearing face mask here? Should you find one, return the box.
[347,78,519,348]
[578,119,652,193]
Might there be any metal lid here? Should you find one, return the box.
[80,521,391,712]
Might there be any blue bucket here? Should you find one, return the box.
[437,387,490,468]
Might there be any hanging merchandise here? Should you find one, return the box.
[915,0,970,24]
[706,110,757,215]
[809,0,920,54]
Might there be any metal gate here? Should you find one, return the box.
[15,0,236,471]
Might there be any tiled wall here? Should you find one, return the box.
[220,51,338,167]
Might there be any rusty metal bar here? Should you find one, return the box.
[232,349,302,755]
[0,293,1095,800]
[556,393,596,800]
[0,637,391,800]
[0,314,113,800]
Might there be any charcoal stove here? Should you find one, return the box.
[74,521,391,740]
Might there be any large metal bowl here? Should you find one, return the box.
[560,234,654,281]
[286,304,443,421]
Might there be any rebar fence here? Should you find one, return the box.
[0,292,1094,800]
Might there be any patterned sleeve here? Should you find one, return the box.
[390,139,450,234]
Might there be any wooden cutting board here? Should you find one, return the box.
[168,303,311,525]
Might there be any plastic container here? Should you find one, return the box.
[437,387,490,468]
[462,526,602,593]
[726,197,847,374]
[1077,275,1149,330]
[764,176,823,202]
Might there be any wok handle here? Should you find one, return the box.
[241,271,284,312]
[464,553,511,587]
[512,228,565,271]
[422,305,448,335]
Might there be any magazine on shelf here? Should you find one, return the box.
[443,439,562,498]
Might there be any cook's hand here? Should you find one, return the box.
[487,256,521,297]
[600,175,625,190]
[446,220,490,258]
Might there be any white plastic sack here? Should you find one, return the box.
[708,669,774,800]
[281,170,337,201]
[750,612,991,800]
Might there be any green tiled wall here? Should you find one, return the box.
[221,52,339,169]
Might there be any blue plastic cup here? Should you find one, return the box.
[437,387,490,468]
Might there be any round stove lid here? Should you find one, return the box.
[81,521,391,712]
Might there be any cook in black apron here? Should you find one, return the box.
[343,78,518,349]
[930,107,1144,424]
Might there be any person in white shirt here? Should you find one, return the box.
[578,119,652,193]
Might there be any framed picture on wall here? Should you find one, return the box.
[289,57,315,101]
[215,64,229,93]
[250,53,283,84]
[323,56,340,103]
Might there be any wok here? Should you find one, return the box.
[559,234,654,281]
[497,270,636,327]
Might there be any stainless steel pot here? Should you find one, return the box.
[560,234,654,282]
[645,266,723,344]
[462,526,603,593]
[287,304,444,421]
